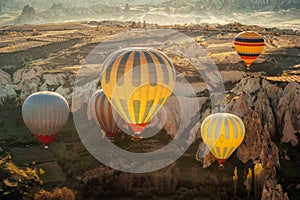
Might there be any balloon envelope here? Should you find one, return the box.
[87,89,121,141]
[22,91,70,145]
[101,47,176,134]
[201,113,245,164]
[234,31,264,69]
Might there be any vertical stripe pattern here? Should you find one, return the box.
[234,31,264,69]
[22,91,70,144]
[101,47,176,124]
[200,113,245,160]
[87,90,121,136]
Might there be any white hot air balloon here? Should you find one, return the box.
[22,91,70,149]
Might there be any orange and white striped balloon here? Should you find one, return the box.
[88,89,121,141]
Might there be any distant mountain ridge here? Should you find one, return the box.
[2,0,300,12]
[1,0,299,28]
[165,0,300,12]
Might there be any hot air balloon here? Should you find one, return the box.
[22,91,70,149]
[101,47,176,140]
[87,89,122,142]
[234,31,264,70]
[201,113,245,169]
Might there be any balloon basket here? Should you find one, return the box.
[107,136,115,143]
[131,133,143,141]
[44,145,50,151]
[106,133,116,143]
[217,159,226,170]
[218,163,225,170]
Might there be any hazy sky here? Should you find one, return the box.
[1,0,299,29]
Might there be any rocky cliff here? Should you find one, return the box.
[215,76,298,199]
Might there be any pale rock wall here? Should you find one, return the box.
[0,69,17,106]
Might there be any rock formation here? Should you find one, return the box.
[39,73,66,91]
[223,76,298,200]
[13,66,43,104]
[276,82,300,146]
[220,71,246,84]
[0,69,11,85]
[261,180,289,200]
[0,69,17,106]
[0,65,75,105]
[229,76,299,148]
[156,96,208,139]
[14,5,44,25]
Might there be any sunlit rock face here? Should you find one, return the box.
[0,86,17,106]
[231,76,262,95]
[55,78,74,105]
[220,71,246,84]
[2,64,75,106]
[222,76,298,200]
[261,180,289,200]
[229,77,299,157]
[0,69,11,85]
[156,96,208,139]
[13,66,43,86]
[189,75,298,198]
[276,82,300,146]
[227,91,253,118]
[0,69,17,106]
[71,79,97,113]
[13,66,43,104]
[39,73,66,91]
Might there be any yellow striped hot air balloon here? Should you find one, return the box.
[101,47,176,140]
[234,31,264,70]
[87,89,122,142]
[201,113,245,168]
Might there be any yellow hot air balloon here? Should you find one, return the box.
[201,113,245,168]
[101,47,176,140]
[234,31,264,70]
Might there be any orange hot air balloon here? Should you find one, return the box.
[87,89,122,142]
[22,91,70,149]
[234,31,264,70]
